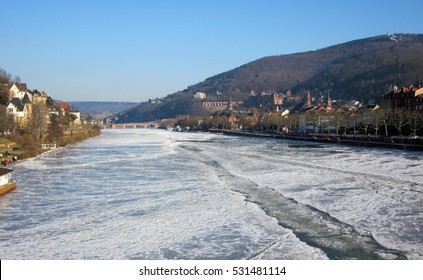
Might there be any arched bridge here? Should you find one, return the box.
[110,122,160,129]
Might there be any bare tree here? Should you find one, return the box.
[28,102,49,141]
[334,111,349,135]
[47,114,64,144]
[391,108,409,136]
[286,114,300,132]
[262,114,282,131]
[407,111,423,137]
[0,68,12,84]
[0,85,10,105]
[348,113,359,135]
[371,109,385,136]
[379,109,391,136]
[13,75,21,83]
[358,112,372,134]
[0,105,15,135]
[211,115,228,129]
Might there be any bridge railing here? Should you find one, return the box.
[110,122,160,129]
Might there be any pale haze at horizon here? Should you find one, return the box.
[1,0,422,102]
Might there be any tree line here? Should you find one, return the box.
[174,108,423,139]
[257,108,423,137]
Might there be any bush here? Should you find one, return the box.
[7,133,42,159]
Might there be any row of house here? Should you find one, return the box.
[380,85,423,112]
[202,84,423,132]
[6,83,49,127]
[3,82,81,129]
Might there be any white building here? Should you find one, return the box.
[9,83,28,100]
[70,111,81,124]
[194,92,207,99]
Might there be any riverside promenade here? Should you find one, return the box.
[209,129,423,151]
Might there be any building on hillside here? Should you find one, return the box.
[4,81,56,133]
[22,93,31,105]
[31,89,49,104]
[8,83,28,100]
[5,84,50,129]
[273,92,301,111]
[6,98,31,127]
[70,111,81,124]
[273,93,284,105]
[284,90,300,102]
[202,101,228,107]
[381,85,423,112]
[55,102,70,114]
[194,92,207,99]
[6,98,25,117]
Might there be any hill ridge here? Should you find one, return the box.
[117,33,423,123]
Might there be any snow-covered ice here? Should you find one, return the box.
[0,130,421,259]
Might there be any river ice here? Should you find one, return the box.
[0,129,422,259]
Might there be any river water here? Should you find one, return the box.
[1,129,422,259]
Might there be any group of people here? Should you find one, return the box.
[1,151,17,166]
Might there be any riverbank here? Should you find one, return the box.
[1,127,101,164]
[208,129,423,151]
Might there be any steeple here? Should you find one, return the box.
[327,93,332,111]
[306,91,312,108]
[228,96,234,111]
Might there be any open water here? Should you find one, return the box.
[0,129,422,259]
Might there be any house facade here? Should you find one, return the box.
[6,98,30,127]
[70,111,81,124]
[8,83,28,100]
[381,85,423,112]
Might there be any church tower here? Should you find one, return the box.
[228,97,234,111]
[327,94,332,111]
[306,91,312,108]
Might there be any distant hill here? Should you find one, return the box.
[69,101,139,120]
[117,34,423,122]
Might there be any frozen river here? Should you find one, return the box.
[1,129,422,259]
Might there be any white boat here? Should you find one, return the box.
[0,168,16,196]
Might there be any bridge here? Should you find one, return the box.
[110,122,160,129]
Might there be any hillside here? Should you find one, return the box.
[117,34,423,122]
[69,101,139,120]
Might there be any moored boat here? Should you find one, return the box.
[0,168,16,196]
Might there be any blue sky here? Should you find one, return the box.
[1,0,422,102]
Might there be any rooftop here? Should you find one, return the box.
[0,168,13,176]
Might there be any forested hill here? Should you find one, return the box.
[69,101,139,119]
[117,34,423,123]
